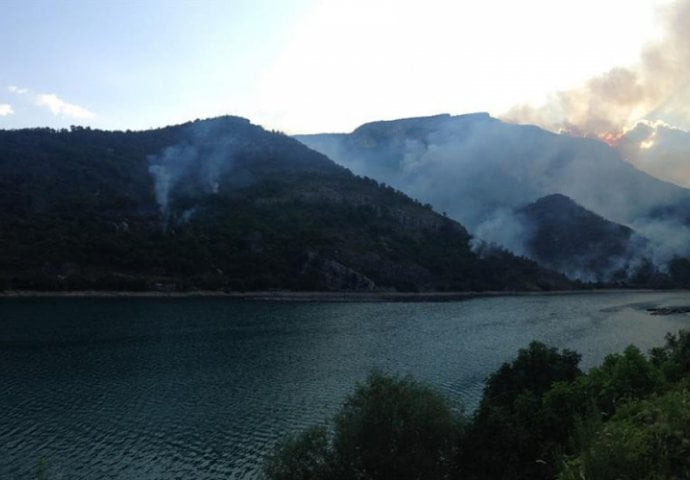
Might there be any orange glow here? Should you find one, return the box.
[597,131,624,146]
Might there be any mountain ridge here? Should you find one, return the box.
[296,113,690,282]
[0,116,571,292]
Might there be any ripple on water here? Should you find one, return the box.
[2,293,690,479]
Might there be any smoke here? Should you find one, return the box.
[148,120,239,225]
[617,120,690,187]
[503,0,690,142]
[297,110,690,282]
[631,217,690,267]
[149,143,198,219]
[299,115,543,248]
[301,113,683,230]
[294,1,690,280]
[470,209,533,258]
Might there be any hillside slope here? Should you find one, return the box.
[517,194,643,282]
[0,117,570,292]
[296,113,690,279]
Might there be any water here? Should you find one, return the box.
[2,291,690,479]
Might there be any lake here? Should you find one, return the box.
[2,291,690,479]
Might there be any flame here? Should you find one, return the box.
[597,131,625,146]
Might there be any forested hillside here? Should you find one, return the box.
[0,117,570,292]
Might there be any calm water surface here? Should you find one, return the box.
[2,292,690,479]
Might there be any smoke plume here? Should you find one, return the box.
[149,143,198,219]
[148,120,239,226]
[297,110,690,282]
[294,1,690,281]
[503,0,690,142]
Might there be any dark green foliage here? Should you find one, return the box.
[559,387,690,480]
[466,336,678,480]
[264,371,461,480]
[333,372,459,480]
[583,345,665,416]
[556,334,690,479]
[518,194,643,283]
[0,117,570,292]
[266,331,690,480]
[480,341,582,409]
[651,330,690,382]
[464,342,582,480]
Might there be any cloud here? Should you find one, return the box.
[0,104,14,116]
[6,85,96,120]
[8,85,28,95]
[35,93,95,119]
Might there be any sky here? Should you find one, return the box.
[0,0,675,135]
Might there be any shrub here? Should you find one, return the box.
[464,342,582,480]
[263,371,461,480]
[559,387,690,480]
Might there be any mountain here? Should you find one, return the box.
[516,194,642,282]
[0,116,570,292]
[296,113,690,279]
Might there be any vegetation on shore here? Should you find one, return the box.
[265,330,690,480]
[0,117,570,293]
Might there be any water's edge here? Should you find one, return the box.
[0,288,670,302]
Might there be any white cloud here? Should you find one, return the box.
[5,85,96,121]
[0,104,14,116]
[8,85,28,95]
[35,93,95,119]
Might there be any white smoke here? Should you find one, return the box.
[471,209,533,258]
[148,143,198,219]
[147,120,240,227]
[297,112,690,281]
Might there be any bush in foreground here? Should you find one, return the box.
[559,386,690,480]
[263,371,462,480]
[265,331,690,480]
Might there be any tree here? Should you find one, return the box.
[464,342,582,480]
[480,341,582,410]
[584,345,664,417]
[559,388,690,480]
[264,371,462,480]
[650,330,690,382]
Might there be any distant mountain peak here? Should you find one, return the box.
[351,112,494,135]
[524,193,606,218]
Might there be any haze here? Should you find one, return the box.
[0,0,666,133]
[2,0,689,186]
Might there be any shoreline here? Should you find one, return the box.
[0,288,675,302]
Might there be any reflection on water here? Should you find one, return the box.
[1,292,690,479]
